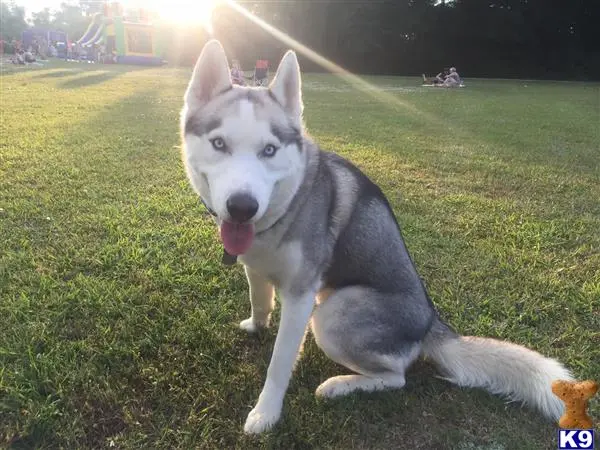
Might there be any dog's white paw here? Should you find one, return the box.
[315,376,355,398]
[243,404,281,434]
[239,317,268,333]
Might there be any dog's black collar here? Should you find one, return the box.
[200,197,238,266]
[200,197,217,217]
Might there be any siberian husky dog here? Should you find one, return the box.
[179,40,572,434]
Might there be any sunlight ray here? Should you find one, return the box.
[223,0,445,127]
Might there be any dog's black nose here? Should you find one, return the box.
[226,193,258,223]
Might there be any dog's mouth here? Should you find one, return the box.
[220,221,255,256]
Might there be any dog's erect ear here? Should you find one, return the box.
[269,50,303,121]
[185,40,231,110]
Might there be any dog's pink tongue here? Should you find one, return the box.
[220,221,255,255]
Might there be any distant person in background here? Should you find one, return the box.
[13,49,26,64]
[434,69,448,85]
[421,68,448,86]
[230,59,245,85]
[254,59,269,86]
[99,43,106,63]
[24,49,36,63]
[39,37,48,59]
[31,38,39,56]
[442,67,461,87]
[88,45,97,63]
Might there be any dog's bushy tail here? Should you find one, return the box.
[422,317,572,420]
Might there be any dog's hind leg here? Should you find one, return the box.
[240,265,275,332]
[312,286,431,398]
[315,372,408,398]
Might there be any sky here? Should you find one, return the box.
[20,0,152,12]
[20,0,64,15]
[17,0,219,25]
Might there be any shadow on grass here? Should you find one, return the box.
[30,69,85,79]
[58,71,121,89]
[55,63,158,89]
[0,86,182,449]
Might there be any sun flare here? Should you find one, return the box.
[150,0,219,29]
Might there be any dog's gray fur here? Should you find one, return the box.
[180,40,573,434]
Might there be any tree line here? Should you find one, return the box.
[212,0,599,80]
[1,1,91,48]
[2,0,598,80]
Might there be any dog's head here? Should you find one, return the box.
[181,40,306,256]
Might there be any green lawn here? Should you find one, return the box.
[1,61,598,449]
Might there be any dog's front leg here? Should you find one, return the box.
[240,265,275,332]
[243,289,315,434]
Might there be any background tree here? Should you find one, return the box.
[78,0,103,16]
[14,0,599,80]
[30,7,52,28]
[51,2,88,39]
[0,1,28,40]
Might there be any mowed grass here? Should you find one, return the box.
[1,61,598,449]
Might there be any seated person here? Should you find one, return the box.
[13,50,26,64]
[422,69,448,85]
[442,67,461,87]
[434,69,447,85]
[24,50,36,63]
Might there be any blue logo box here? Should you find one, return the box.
[558,430,595,450]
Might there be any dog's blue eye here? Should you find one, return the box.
[262,144,278,158]
[211,137,226,151]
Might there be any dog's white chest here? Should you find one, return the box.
[239,239,303,289]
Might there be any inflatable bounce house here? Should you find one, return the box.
[77,2,166,65]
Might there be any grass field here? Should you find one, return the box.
[1,61,599,449]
